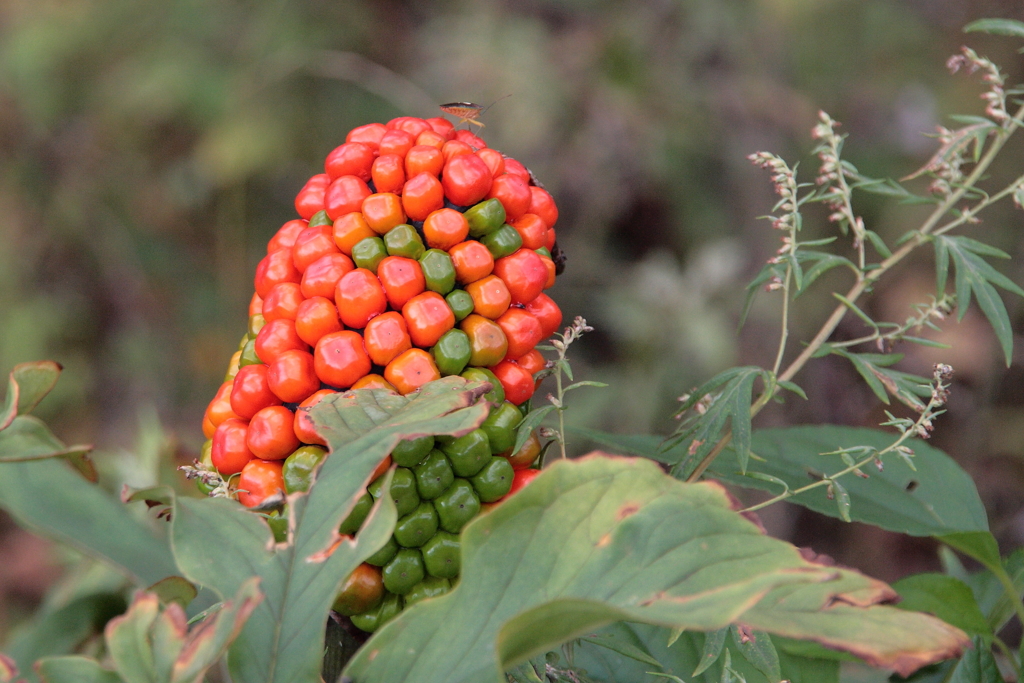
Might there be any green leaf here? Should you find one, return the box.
[0,361,62,431]
[343,455,968,682]
[694,628,728,676]
[146,577,197,609]
[891,574,991,638]
[579,632,664,669]
[0,415,95,479]
[713,426,988,536]
[730,628,781,683]
[669,367,768,475]
[571,426,987,537]
[0,457,178,586]
[934,235,1024,365]
[4,593,127,683]
[513,405,556,456]
[104,592,161,683]
[35,657,123,683]
[947,636,1001,683]
[171,579,262,683]
[938,532,1002,573]
[170,379,490,683]
[964,18,1024,37]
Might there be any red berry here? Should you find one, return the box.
[230,365,282,420]
[442,154,492,207]
[325,142,375,181]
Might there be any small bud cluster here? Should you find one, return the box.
[811,112,866,258]
[747,151,801,286]
[948,46,1008,123]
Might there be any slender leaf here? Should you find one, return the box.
[934,235,1024,365]
[170,378,490,683]
[512,406,556,456]
[964,18,1024,37]
[344,455,967,682]
[694,628,728,676]
[730,628,781,683]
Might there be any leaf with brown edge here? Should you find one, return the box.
[343,454,968,683]
[740,571,969,677]
[1,361,62,432]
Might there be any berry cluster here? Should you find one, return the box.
[199,115,561,632]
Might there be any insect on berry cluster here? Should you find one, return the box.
[197,113,563,631]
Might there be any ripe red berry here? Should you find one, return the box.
[442,154,492,207]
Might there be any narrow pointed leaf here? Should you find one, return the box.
[693,628,728,676]
[730,628,781,683]
[947,636,1001,683]
[104,593,160,683]
[964,18,1024,37]
[172,579,261,683]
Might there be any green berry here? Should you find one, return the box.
[413,449,455,500]
[368,467,420,516]
[439,429,491,478]
[404,576,451,606]
[392,435,435,468]
[481,401,523,454]
[282,445,327,494]
[421,531,461,578]
[352,236,388,273]
[470,456,515,502]
[431,329,472,376]
[338,492,374,535]
[383,548,425,594]
[464,198,506,238]
[433,479,481,533]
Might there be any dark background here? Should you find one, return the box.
[2,0,1024,655]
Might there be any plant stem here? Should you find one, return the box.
[556,366,567,460]
[685,101,1024,484]
[771,266,792,376]
[992,636,1021,679]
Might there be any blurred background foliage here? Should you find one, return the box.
[2,0,1024,656]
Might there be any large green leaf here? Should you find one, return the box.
[0,457,178,586]
[169,378,490,683]
[574,426,987,536]
[343,455,967,683]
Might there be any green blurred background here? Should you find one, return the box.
[2,0,1024,648]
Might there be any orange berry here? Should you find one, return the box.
[362,193,406,235]
[460,314,508,367]
[237,459,285,508]
[510,214,549,251]
[292,224,341,273]
[294,389,336,446]
[496,308,544,360]
[528,186,558,228]
[378,128,415,157]
[371,154,405,195]
[231,364,283,420]
[295,174,329,219]
[465,275,511,319]
[402,291,455,347]
[301,253,355,299]
[487,173,531,222]
[449,240,494,284]
[402,173,444,222]
[325,142,375,181]
[204,381,241,439]
[255,248,301,298]
[267,349,320,403]
[212,418,256,476]
[335,268,387,329]
[405,145,444,177]
[351,374,398,392]
[493,248,547,305]
[523,293,562,338]
[246,405,300,460]
[415,130,446,149]
[295,297,343,347]
[262,282,304,322]
[476,148,505,178]
[441,140,474,162]
[268,219,307,254]
[325,176,372,221]
[314,330,371,389]
[490,360,534,405]
[346,123,387,150]
[333,213,377,255]
[384,349,441,395]
[377,256,426,310]
[423,209,469,251]
[255,319,308,365]
[363,312,413,367]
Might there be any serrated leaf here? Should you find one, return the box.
[964,18,1024,37]
[670,367,767,475]
[170,378,490,683]
[934,235,1024,365]
[343,455,968,683]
